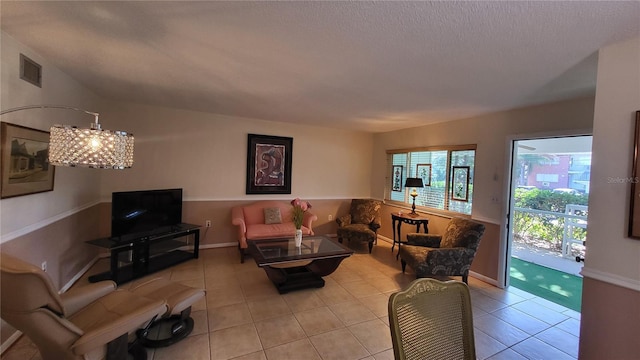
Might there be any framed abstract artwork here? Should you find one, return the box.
[246,133,293,194]
[392,165,403,192]
[416,163,432,187]
[1,122,55,199]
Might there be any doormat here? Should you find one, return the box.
[510,257,582,312]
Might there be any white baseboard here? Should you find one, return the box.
[199,242,237,249]
[470,271,500,288]
[59,255,102,293]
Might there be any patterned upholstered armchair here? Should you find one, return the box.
[398,217,485,284]
[336,199,383,253]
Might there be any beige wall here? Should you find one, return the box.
[98,101,374,201]
[579,36,640,358]
[0,32,104,238]
[372,96,595,283]
[372,97,595,224]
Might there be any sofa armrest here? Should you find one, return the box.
[336,214,352,227]
[231,206,246,232]
[303,211,318,235]
[60,281,117,316]
[406,233,442,248]
[370,223,381,232]
[231,206,248,248]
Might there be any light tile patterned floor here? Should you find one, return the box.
[1,240,580,360]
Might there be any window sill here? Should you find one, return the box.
[383,199,472,219]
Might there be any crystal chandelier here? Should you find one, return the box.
[0,105,134,169]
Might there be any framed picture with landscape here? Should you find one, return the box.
[246,133,293,195]
[1,122,55,199]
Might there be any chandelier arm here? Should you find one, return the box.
[0,105,100,124]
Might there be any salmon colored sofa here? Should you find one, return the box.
[231,200,317,263]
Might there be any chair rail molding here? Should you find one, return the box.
[581,267,640,292]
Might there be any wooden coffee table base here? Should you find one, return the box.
[261,256,347,294]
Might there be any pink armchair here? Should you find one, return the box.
[231,200,317,263]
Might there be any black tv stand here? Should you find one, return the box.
[86,223,200,285]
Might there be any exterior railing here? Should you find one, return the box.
[513,205,588,259]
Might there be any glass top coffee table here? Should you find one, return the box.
[248,235,354,293]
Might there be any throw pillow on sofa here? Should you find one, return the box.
[264,207,283,224]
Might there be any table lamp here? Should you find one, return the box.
[404,177,424,216]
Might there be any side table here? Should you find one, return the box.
[391,213,429,258]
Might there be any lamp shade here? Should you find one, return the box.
[404,177,424,188]
[49,124,134,169]
[0,105,135,169]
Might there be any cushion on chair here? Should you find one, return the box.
[68,290,167,354]
[131,278,205,317]
[399,244,431,269]
[246,223,311,240]
[337,224,376,240]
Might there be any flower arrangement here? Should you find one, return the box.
[291,198,312,229]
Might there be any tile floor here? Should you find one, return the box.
[1,240,580,360]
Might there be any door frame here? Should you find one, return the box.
[497,129,592,288]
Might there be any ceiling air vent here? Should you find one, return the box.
[20,54,42,87]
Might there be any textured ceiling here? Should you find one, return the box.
[1,1,639,132]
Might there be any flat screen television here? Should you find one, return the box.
[111,188,183,239]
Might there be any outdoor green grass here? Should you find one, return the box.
[510,257,582,312]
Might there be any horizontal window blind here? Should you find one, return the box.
[388,147,475,215]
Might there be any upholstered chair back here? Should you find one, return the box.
[350,199,383,226]
[1,253,66,315]
[440,217,485,251]
[0,253,87,360]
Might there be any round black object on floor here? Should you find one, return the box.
[137,315,195,348]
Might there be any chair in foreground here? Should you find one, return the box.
[388,278,476,360]
[398,217,485,284]
[0,253,167,360]
[336,199,382,253]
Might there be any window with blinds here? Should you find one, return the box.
[387,146,476,215]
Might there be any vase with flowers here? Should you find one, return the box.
[291,198,312,247]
